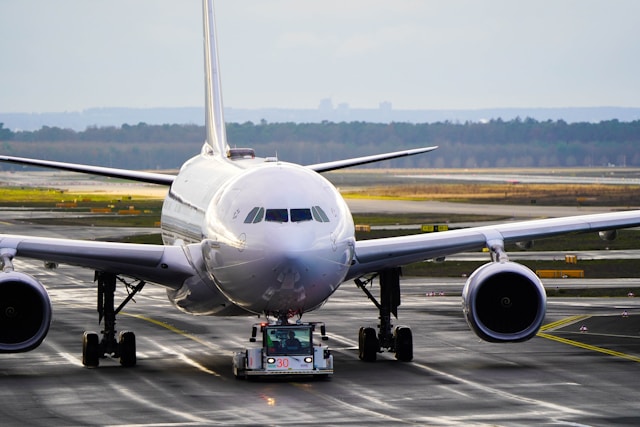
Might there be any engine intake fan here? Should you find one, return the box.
[0,271,52,352]
[462,261,546,343]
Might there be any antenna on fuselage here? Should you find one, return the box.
[203,0,230,157]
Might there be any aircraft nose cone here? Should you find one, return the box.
[200,162,355,317]
[269,230,315,256]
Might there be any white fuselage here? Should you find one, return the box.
[160,148,355,319]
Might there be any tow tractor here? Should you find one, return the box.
[233,322,333,379]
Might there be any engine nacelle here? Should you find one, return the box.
[462,261,546,343]
[599,230,617,241]
[515,240,534,250]
[0,271,52,352]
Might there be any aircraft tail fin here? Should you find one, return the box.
[203,0,230,157]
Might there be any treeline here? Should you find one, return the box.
[1,118,639,170]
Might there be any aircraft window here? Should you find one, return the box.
[244,207,265,223]
[244,207,260,223]
[265,209,288,223]
[253,207,264,223]
[249,208,326,224]
[312,206,330,223]
[290,208,312,222]
[311,207,320,222]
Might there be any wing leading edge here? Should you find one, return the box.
[347,209,640,279]
[0,234,196,289]
[0,155,175,186]
[306,146,438,173]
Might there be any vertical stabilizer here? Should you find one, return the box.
[203,0,229,156]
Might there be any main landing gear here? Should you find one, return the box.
[355,268,413,363]
[82,271,145,368]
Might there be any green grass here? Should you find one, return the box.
[352,212,509,226]
[0,186,163,227]
[26,215,161,228]
[0,186,160,205]
[342,181,640,207]
[403,258,640,279]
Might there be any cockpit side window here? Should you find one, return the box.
[244,207,265,223]
[290,208,312,222]
[253,207,264,223]
[244,207,260,223]
[312,206,330,223]
[265,209,289,223]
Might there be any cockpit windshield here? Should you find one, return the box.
[265,209,288,222]
[290,208,312,222]
[244,206,330,224]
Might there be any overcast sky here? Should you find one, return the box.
[1,0,639,113]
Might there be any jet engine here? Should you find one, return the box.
[462,261,546,343]
[599,230,617,241]
[0,271,52,352]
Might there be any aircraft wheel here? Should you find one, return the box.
[82,331,100,368]
[394,326,413,362]
[358,327,378,362]
[119,331,137,367]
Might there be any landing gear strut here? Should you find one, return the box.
[355,268,413,362]
[82,271,145,368]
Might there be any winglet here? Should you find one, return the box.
[203,0,230,157]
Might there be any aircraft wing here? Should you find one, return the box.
[0,155,175,186]
[346,209,640,279]
[0,234,197,289]
[1,147,439,179]
[306,146,438,173]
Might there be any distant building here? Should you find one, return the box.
[318,98,333,113]
[379,101,392,112]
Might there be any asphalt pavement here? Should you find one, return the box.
[2,189,640,425]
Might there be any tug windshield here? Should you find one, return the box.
[265,327,313,356]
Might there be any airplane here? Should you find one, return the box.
[2,0,640,367]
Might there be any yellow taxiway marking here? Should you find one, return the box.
[122,312,222,377]
[538,316,640,364]
[123,312,212,348]
[539,315,590,332]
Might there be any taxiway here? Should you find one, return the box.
[2,256,640,426]
[2,198,640,425]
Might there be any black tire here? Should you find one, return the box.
[313,374,331,381]
[358,327,378,362]
[119,331,137,367]
[394,326,413,362]
[82,331,100,368]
